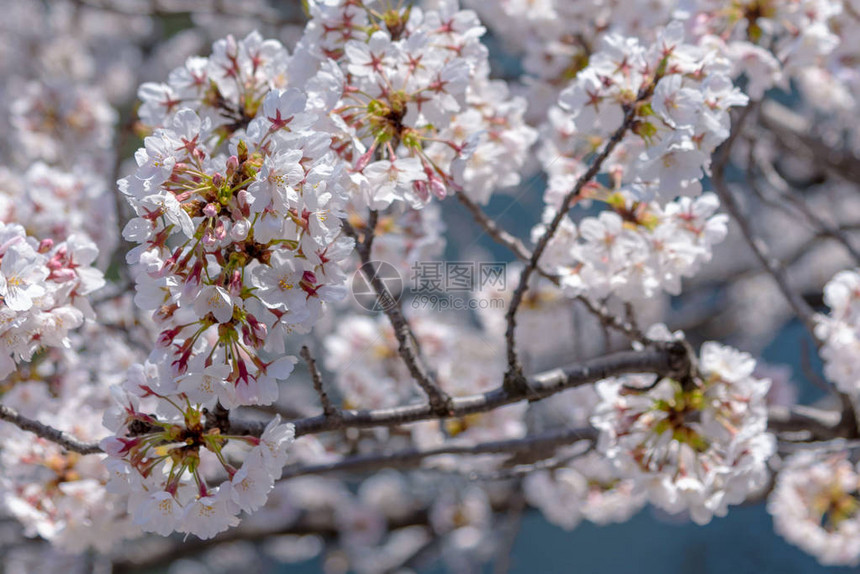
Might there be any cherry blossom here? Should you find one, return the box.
[2,0,860,570]
[769,451,860,566]
[591,341,775,524]
[816,269,860,394]
[0,223,105,378]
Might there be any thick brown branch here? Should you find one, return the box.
[282,342,691,437]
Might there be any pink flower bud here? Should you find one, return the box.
[214,219,227,241]
[226,155,240,177]
[37,238,54,253]
[429,176,447,200]
[247,314,268,344]
[228,269,243,297]
[225,35,239,58]
[413,180,429,202]
[354,144,376,172]
[157,326,182,348]
[202,227,218,250]
[236,189,251,212]
[49,268,77,282]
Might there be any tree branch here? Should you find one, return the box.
[504,97,644,385]
[456,193,647,343]
[344,218,453,415]
[746,138,860,265]
[712,105,822,344]
[6,341,848,456]
[282,342,691,437]
[266,401,852,480]
[0,403,102,455]
[279,427,597,479]
[766,404,843,439]
[300,345,340,421]
[759,100,860,183]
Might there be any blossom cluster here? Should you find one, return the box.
[591,341,775,524]
[2,0,860,570]
[537,192,728,301]
[0,295,150,552]
[123,32,355,410]
[816,269,860,395]
[0,223,105,379]
[519,20,744,306]
[104,29,363,537]
[524,448,647,529]
[524,386,647,530]
[298,0,537,206]
[10,81,117,173]
[538,21,748,206]
[0,163,118,266]
[0,3,124,264]
[768,451,860,566]
[683,0,849,108]
[470,0,860,187]
[0,0,144,558]
[101,390,295,539]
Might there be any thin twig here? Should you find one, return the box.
[456,193,536,265]
[717,106,860,436]
[747,139,860,265]
[456,193,647,343]
[343,218,453,415]
[493,488,526,574]
[766,404,843,438]
[759,100,860,183]
[300,345,340,420]
[778,437,860,454]
[504,97,644,385]
[711,105,822,345]
[800,337,835,394]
